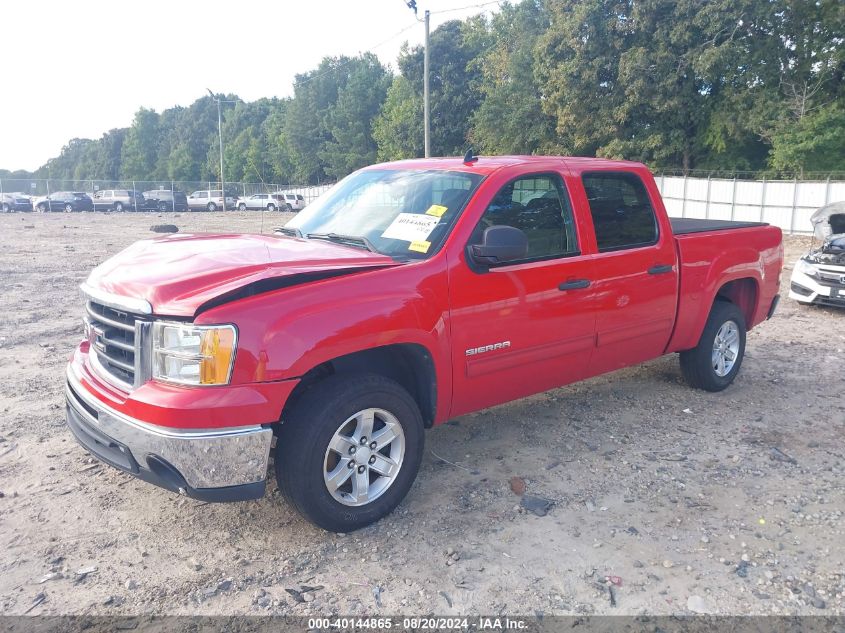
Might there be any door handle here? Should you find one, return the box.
[648,264,674,275]
[558,279,591,291]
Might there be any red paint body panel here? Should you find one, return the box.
[666,225,783,352]
[86,232,397,317]
[69,342,297,429]
[73,156,783,432]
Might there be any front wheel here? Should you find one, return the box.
[680,300,746,392]
[1,203,10,213]
[275,373,424,532]
[158,202,169,212]
[64,203,74,213]
[238,203,247,211]
[267,203,276,212]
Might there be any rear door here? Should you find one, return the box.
[448,170,597,417]
[573,169,679,374]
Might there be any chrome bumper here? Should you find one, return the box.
[65,367,272,500]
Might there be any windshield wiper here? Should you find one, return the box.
[274,226,302,238]
[306,232,378,253]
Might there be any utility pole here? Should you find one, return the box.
[207,88,226,209]
[406,2,430,158]
[423,9,430,158]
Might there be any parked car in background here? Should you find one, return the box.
[789,201,845,308]
[92,189,146,212]
[35,191,94,212]
[187,190,237,211]
[143,189,189,212]
[1,192,33,212]
[236,193,287,211]
[275,192,306,211]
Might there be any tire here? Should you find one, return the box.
[238,203,247,212]
[37,203,48,213]
[207,202,217,212]
[286,203,293,212]
[64,203,74,213]
[680,300,746,392]
[267,203,276,212]
[158,202,168,212]
[275,373,425,532]
[114,202,124,212]
[1,203,10,213]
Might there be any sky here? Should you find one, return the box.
[0,0,501,172]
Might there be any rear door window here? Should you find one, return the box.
[582,172,658,252]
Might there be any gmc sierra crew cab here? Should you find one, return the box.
[66,156,783,532]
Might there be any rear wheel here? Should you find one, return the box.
[1,203,10,213]
[680,300,746,392]
[275,373,424,532]
[158,202,168,212]
[207,202,217,212]
[64,203,74,213]
[114,202,124,212]
[37,203,48,213]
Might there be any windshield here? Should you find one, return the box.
[285,169,483,258]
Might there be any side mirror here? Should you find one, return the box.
[469,225,528,266]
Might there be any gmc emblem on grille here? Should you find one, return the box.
[466,341,511,356]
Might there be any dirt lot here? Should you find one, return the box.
[0,210,843,617]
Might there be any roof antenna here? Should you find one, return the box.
[463,148,478,165]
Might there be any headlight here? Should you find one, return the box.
[795,258,819,278]
[152,322,237,386]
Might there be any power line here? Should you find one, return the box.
[430,0,502,16]
[292,21,420,90]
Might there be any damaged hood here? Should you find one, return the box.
[84,233,398,317]
[811,201,845,240]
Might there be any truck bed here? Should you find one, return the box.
[670,218,768,235]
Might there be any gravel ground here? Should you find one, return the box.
[0,211,843,617]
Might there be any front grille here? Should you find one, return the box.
[85,300,141,388]
[816,269,845,289]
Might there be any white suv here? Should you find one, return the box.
[187,190,237,211]
[274,192,306,211]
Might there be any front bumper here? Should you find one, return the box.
[789,268,845,308]
[65,366,273,502]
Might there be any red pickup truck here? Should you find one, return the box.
[66,156,782,531]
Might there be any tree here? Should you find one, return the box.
[319,54,391,178]
[377,19,490,159]
[469,0,557,154]
[373,75,423,161]
[120,108,160,180]
[536,0,760,169]
[768,103,845,174]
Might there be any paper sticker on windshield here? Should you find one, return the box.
[425,204,448,218]
[381,213,440,242]
[408,240,431,253]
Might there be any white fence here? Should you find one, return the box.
[655,175,845,234]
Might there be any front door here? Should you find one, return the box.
[448,172,596,417]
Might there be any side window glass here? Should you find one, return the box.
[470,174,578,261]
[582,172,658,251]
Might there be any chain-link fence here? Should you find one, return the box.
[0,178,334,210]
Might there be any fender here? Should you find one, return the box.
[667,226,781,352]
[197,256,454,422]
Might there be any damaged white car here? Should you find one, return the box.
[789,201,845,308]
